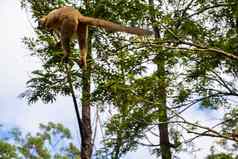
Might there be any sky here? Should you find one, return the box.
[0,0,81,141]
[0,0,227,159]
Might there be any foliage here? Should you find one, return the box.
[0,140,17,159]
[20,0,238,158]
[0,122,80,159]
[207,153,237,159]
[91,0,238,157]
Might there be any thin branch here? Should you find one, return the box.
[158,23,238,60]
[187,3,234,18]
[92,106,99,147]
[161,45,238,61]
[170,108,238,142]
[136,141,160,147]
[210,71,235,94]
[65,64,84,139]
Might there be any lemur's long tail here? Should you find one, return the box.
[79,15,153,36]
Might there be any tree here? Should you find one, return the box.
[92,0,238,158]
[207,153,237,159]
[0,122,80,159]
[20,0,238,158]
[20,0,93,158]
[0,140,17,159]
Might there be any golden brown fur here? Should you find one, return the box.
[39,6,153,68]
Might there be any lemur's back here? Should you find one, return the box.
[45,6,81,30]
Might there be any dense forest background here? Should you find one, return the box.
[0,0,238,158]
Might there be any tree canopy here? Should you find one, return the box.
[19,0,238,158]
[0,123,80,159]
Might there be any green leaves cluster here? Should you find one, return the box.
[20,0,238,158]
[207,153,238,159]
[0,122,80,159]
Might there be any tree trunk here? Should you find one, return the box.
[81,64,92,159]
[156,56,171,159]
[80,33,92,159]
[149,0,172,158]
[155,34,172,159]
[80,1,93,158]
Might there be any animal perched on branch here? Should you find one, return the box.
[39,6,153,68]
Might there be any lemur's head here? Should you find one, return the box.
[38,16,48,29]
